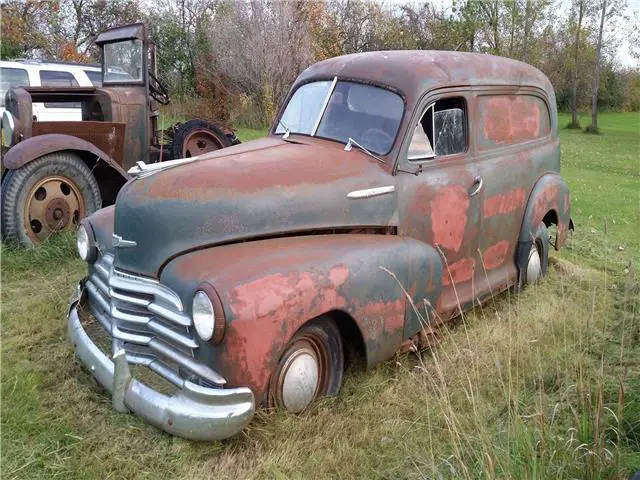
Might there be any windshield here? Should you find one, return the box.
[103,39,143,83]
[275,80,404,155]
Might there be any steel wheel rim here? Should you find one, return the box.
[272,333,331,412]
[182,129,222,158]
[24,175,84,243]
[526,243,542,284]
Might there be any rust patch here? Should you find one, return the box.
[481,95,548,147]
[443,257,475,286]
[483,189,526,218]
[430,185,469,252]
[483,240,510,270]
[532,184,559,226]
[224,266,349,397]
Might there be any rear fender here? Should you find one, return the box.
[3,134,130,204]
[516,173,571,272]
[161,234,443,401]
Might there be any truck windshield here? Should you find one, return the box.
[275,79,404,155]
[103,39,143,83]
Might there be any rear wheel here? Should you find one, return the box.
[170,119,232,159]
[519,222,549,288]
[1,152,101,247]
[268,318,344,412]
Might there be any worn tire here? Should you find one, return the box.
[268,317,344,412]
[170,119,232,159]
[518,222,549,289]
[1,152,101,247]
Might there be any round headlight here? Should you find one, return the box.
[193,290,215,341]
[76,222,96,262]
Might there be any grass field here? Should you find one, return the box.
[1,113,639,479]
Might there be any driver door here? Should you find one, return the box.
[398,91,482,331]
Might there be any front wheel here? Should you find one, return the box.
[1,152,101,247]
[268,318,344,413]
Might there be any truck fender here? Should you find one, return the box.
[516,173,572,273]
[161,234,443,402]
[3,133,130,205]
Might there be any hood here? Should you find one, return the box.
[113,136,398,277]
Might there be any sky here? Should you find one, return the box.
[382,0,639,69]
[618,0,639,68]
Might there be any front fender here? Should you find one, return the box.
[161,234,443,401]
[3,133,129,182]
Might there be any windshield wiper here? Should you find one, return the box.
[344,137,385,164]
[278,119,292,140]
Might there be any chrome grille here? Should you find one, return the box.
[84,253,224,388]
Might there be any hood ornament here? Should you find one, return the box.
[112,234,137,248]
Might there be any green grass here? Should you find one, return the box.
[1,113,639,479]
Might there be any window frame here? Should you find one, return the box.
[38,69,82,109]
[406,95,470,164]
[272,77,406,157]
[101,38,146,86]
[474,89,553,152]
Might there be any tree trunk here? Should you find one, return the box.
[523,0,531,63]
[591,0,607,131]
[509,1,517,57]
[571,0,584,127]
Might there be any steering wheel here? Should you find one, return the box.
[149,72,170,105]
[361,128,393,154]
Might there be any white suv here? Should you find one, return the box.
[0,60,101,122]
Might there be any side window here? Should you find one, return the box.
[84,70,102,87]
[39,70,79,87]
[0,67,30,107]
[408,97,467,161]
[478,94,550,148]
[39,70,80,109]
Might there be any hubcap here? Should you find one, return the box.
[526,243,542,284]
[182,130,222,158]
[24,176,84,243]
[280,346,319,413]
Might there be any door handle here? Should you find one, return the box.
[468,176,483,197]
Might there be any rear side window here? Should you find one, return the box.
[39,70,80,108]
[0,67,30,107]
[84,70,102,87]
[478,95,550,148]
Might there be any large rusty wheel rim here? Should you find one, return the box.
[24,175,84,243]
[182,129,223,158]
[271,333,331,413]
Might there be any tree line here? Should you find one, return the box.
[2,0,639,129]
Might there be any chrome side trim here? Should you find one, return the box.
[347,185,396,199]
[112,234,137,248]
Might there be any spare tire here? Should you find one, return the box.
[170,119,233,159]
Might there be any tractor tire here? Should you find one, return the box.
[170,119,233,159]
[1,152,101,247]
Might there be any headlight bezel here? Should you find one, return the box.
[192,282,226,344]
[76,221,97,263]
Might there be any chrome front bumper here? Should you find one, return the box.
[68,305,255,441]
